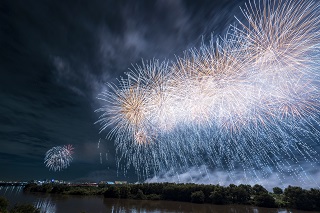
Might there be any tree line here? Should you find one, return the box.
[23,183,320,211]
[0,196,40,213]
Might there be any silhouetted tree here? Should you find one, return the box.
[136,189,146,200]
[23,184,37,192]
[104,186,120,198]
[284,186,314,211]
[191,191,205,203]
[235,187,250,204]
[10,204,40,213]
[120,185,131,198]
[273,187,283,194]
[209,186,227,204]
[98,183,106,188]
[254,193,276,208]
[252,184,268,195]
[309,188,320,210]
[51,184,70,193]
[0,196,9,212]
[162,185,176,200]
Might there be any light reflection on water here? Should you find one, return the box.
[35,198,56,213]
[0,185,23,195]
[0,186,319,213]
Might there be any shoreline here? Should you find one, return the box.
[21,182,320,211]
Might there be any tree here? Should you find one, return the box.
[284,186,314,211]
[136,189,146,200]
[254,193,276,208]
[10,204,40,213]
[39,184,53,193]
[0,196,9,212]
[120,185,131,198]
[226,184,237,203]
[309,188,320,210]
[162,185,176,200]
[23,184,37,192]
[98,183,106,188]
[104,186,120,198]
[273,187,283,194]
[51,184,70,194]
[239,184,253,204]
[252,184,268,195]
[209,186,227,204]
[191,191,205,204]
[235,187,250,204]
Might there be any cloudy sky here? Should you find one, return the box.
[1,0,319,188]
[0,0,244,182]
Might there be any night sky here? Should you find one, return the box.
[1,0,319,187]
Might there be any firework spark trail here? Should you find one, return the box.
[44,145,74,172]
[96,0,320,183]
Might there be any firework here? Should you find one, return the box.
[96,0,320,183]
[44,145,74,172]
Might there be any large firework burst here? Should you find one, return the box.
[96,0,320,183]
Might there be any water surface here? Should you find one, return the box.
[1,186,319,213]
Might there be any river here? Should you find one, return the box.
[0,186,319,213]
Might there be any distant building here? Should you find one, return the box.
[107,181,115,185]
[115,181,127,185]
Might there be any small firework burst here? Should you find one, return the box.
[44,145,74,172]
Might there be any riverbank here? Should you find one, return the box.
[23,183,320,211]
[3,191,315,213]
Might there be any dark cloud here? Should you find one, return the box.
[1,0,184,97]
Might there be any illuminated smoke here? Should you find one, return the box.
[96,0,320,183]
